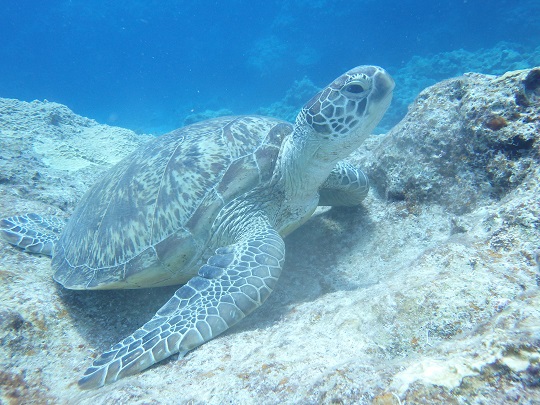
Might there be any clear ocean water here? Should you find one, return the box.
[1,0,539,134]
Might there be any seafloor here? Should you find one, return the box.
[0,68,539,404]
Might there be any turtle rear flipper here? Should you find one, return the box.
[0,213,66,256]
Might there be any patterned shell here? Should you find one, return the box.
[52,116,291,290]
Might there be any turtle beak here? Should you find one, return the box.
[371,67,395,104]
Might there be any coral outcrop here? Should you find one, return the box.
[362,68,540,214]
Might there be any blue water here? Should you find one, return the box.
[1,0,539,134]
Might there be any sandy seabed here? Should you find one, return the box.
[0,68,539,404]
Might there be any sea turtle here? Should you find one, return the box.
[0,66,394,389]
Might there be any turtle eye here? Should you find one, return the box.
[342,79,372,96]
[343,82,366,94]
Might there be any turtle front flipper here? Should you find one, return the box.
[0,213,66,256]
[78,215,285,389]
[318,162,370,207]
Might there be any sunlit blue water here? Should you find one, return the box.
[1,0,539,134]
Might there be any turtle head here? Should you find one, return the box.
[295,66,394,161]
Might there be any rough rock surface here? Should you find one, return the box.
[362,68,540,215]
[0,69,539,404]
[0,98,153,216]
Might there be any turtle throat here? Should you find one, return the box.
[276,124,341,203]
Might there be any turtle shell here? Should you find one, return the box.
[52,116,291,290]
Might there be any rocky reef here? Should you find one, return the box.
[0,68,539,404]
[380,42,540,131]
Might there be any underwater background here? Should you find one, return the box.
[1,1,540,402]
[1,0,539,134]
